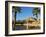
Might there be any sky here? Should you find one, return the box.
[12,7,40,21]
[16,7,34,20]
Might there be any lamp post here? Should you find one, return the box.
[27,20,28,30]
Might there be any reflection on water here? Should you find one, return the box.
[12,24,40,30]
[15,25,26,30]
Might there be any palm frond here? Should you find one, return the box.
[12,6,22,13]
[32,7,40,18]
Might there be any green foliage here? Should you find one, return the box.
[33,8,40,18]
[12,6,21,13]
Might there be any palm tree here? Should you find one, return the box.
[12,6,21,30]
[32,8,40,20]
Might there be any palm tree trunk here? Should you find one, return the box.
[36,14,38,21]
[15,12,17,24]
[14,12,17,30]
